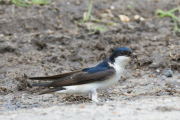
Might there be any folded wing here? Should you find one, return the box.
[30,67,115,87]
[29,70,81,80]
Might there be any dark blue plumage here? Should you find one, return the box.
[82,59,110,74]
[110,47,132,63]
[113,47,132,52]
[83,47,132,74]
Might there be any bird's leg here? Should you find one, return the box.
[90,89,98,103]
[89,93,92,99]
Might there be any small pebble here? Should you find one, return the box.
[134,15,140,20]
[67,2,70,5]
[0,34,5,37]
[127,90,133,94]
[134,15,145,21]
[110,6,115,10]
[78,105,84,108]
[53,102,57,105]
[166,88,172,92]
[163,70,173,77]
[156,69,160,73]
[160,76,165,80]
[119,15,130,22]
[140,17,145,21]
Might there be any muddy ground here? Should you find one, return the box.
[0,0,180,119]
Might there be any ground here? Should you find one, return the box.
[0,0,180,119]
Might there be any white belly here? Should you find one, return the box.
[55,65,124,95]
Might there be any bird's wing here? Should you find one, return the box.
[29,70,81,80]
[31,67,115,87]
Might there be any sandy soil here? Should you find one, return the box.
[0,0,180,119]
[0,96,180,120]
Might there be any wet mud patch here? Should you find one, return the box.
[0,46,16,54]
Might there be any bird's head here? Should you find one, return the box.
[109,47,136,67]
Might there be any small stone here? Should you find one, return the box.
[110,6,115,10]
[119,15,130,22]
[0,34,5,38]
[113,89,118,92]
[140,17,145,21]
[127,90,133,94]
[160,76,165,80]
[134,15,140,20]
[78,105,84,108]
[67,2,70,5]
[134,15,145,21]
[166,88,172,92]
[163,70,173,77]
[156,69,160,73]
[112,111,117,114]
[53,102,57,105]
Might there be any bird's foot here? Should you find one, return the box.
[89,89,98,103]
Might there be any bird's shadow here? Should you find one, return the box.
[60,94,92,104]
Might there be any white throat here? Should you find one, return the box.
[113,56,131,68]
[107,56,131,78]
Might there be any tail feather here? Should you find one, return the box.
[32,82,53,87]
[29,70,81,80]
[29,76,60,80]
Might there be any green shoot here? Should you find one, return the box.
[127,4,134,9]
[11,0,49,7]
[156,8,179,21]
[88,25,107,35]
[11,0,30,7]
[82,0,93,23]
[78,0,108,34]
[31,0,48,4]
[95,25,107,32]
[156,7,180,32]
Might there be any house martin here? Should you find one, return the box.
[29,47,135,102]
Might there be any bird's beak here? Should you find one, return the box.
[128,52,137,59]
[131,53,137,59]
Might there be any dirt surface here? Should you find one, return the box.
[0,0,180,119]
[1,96,180,120]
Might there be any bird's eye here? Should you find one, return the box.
[121,51,124,54]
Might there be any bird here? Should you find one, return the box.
[29,47,135,102]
